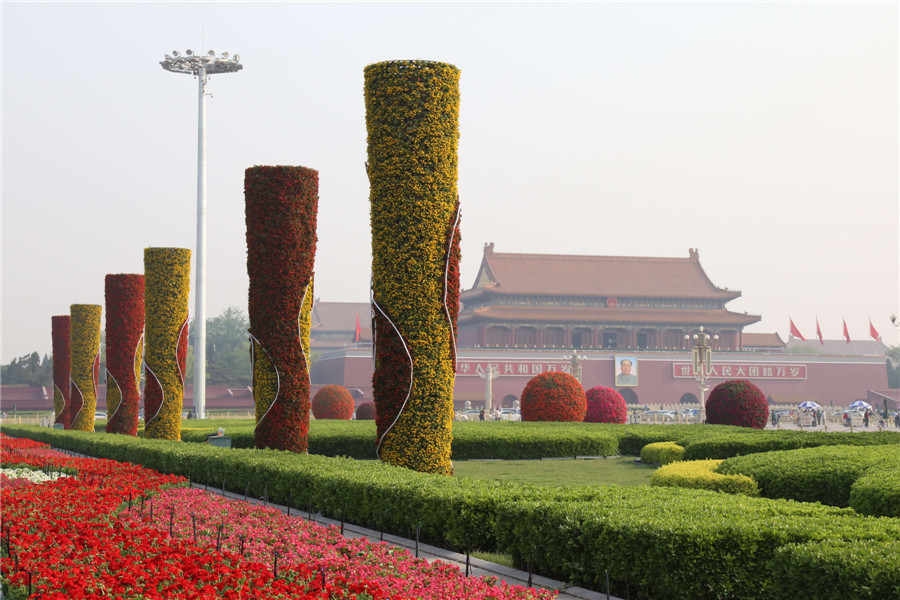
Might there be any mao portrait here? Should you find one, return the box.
[615,356,638,386]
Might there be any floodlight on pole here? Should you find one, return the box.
[685,326,717,424]
[160,50,243,420]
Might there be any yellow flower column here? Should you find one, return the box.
[143,247,191,441]
[69,304,102,431]
[365,60,461,475]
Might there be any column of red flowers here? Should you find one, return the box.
[245,165,318,452]
[105,274,144,435]
[51,316,71,428]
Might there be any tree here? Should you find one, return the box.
[886,346,900,388]
[188,306,251,386]
[1,352,52,386]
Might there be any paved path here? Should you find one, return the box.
[762,421,899,432]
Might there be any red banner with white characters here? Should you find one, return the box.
[673,362,806,380]
[456,360,572,377]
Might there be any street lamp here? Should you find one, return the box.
[563,351,587,384]
[685,327,717,424]
[160,50,243,420]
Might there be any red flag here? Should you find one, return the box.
[789,318,805,341]
[843,318,851,344]
[816,318,824,345]
[354,311,361,343]
[870,320,881,342]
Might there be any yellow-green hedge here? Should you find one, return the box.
[143,247,191,441]
[640,441,685,465]
[69,304,101,432]
[366,59,460,475]
[651,459,760,496]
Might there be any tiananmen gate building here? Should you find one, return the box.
[308,245,891,411]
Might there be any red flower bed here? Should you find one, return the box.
[104,274,144,436]
[1,434,556,600]
[706,379,769,429]
[311,385,354,420]
[245,166,318,453]
[520,372,586,422]
[356,401,376,420]
[584,386,627,423]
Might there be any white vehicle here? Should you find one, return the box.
[500,408,522,421]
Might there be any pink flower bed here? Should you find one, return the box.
[119,486,555,600]
[0,472,34,490]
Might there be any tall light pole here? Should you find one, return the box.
[686,326,717,424]
[161,49,242,419]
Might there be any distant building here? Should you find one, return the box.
[8,248,891,414]
[310,301,371,352]
[783,339,890,357]
[458,244,760,351]
[304,246,889,410]
[742,332,786,352]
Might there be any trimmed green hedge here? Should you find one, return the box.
[116,420,624,460]
[6,426,900,600]
[770,538,900,600]
[492,486,899,600]
[717,444,900,514]
[849,465,900,518]
[640,441,684,465]
[683,430,900,460]
[104,420,900,462]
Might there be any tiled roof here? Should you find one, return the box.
[743,332,785,348]
[312,301,370,331]
[458,305,760,327]
[783,339,889,357]
[462,245,741,301]
[0,386,50,401]
[310,301,372,345]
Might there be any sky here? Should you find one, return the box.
[1,2,898,364]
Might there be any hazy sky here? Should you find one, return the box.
[2,2,898,364]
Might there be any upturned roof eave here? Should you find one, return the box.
[458,308,761,327]
[460,286,742,302]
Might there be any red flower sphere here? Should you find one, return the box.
[706,379,769,429]
[584,386,627,423]
[311,385,354,420]
[356,401,376,420]
[520,371,586,422]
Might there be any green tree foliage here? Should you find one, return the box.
[188,306,252,386]
[1,351,52,386]
[886,346,900,388]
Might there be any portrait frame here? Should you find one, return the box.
[615,355,638,387]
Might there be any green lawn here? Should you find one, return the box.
[452,456,655,487]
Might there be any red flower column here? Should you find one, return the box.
[104,274,144,436]
[245,166,318,452]
[51,316,71,428]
